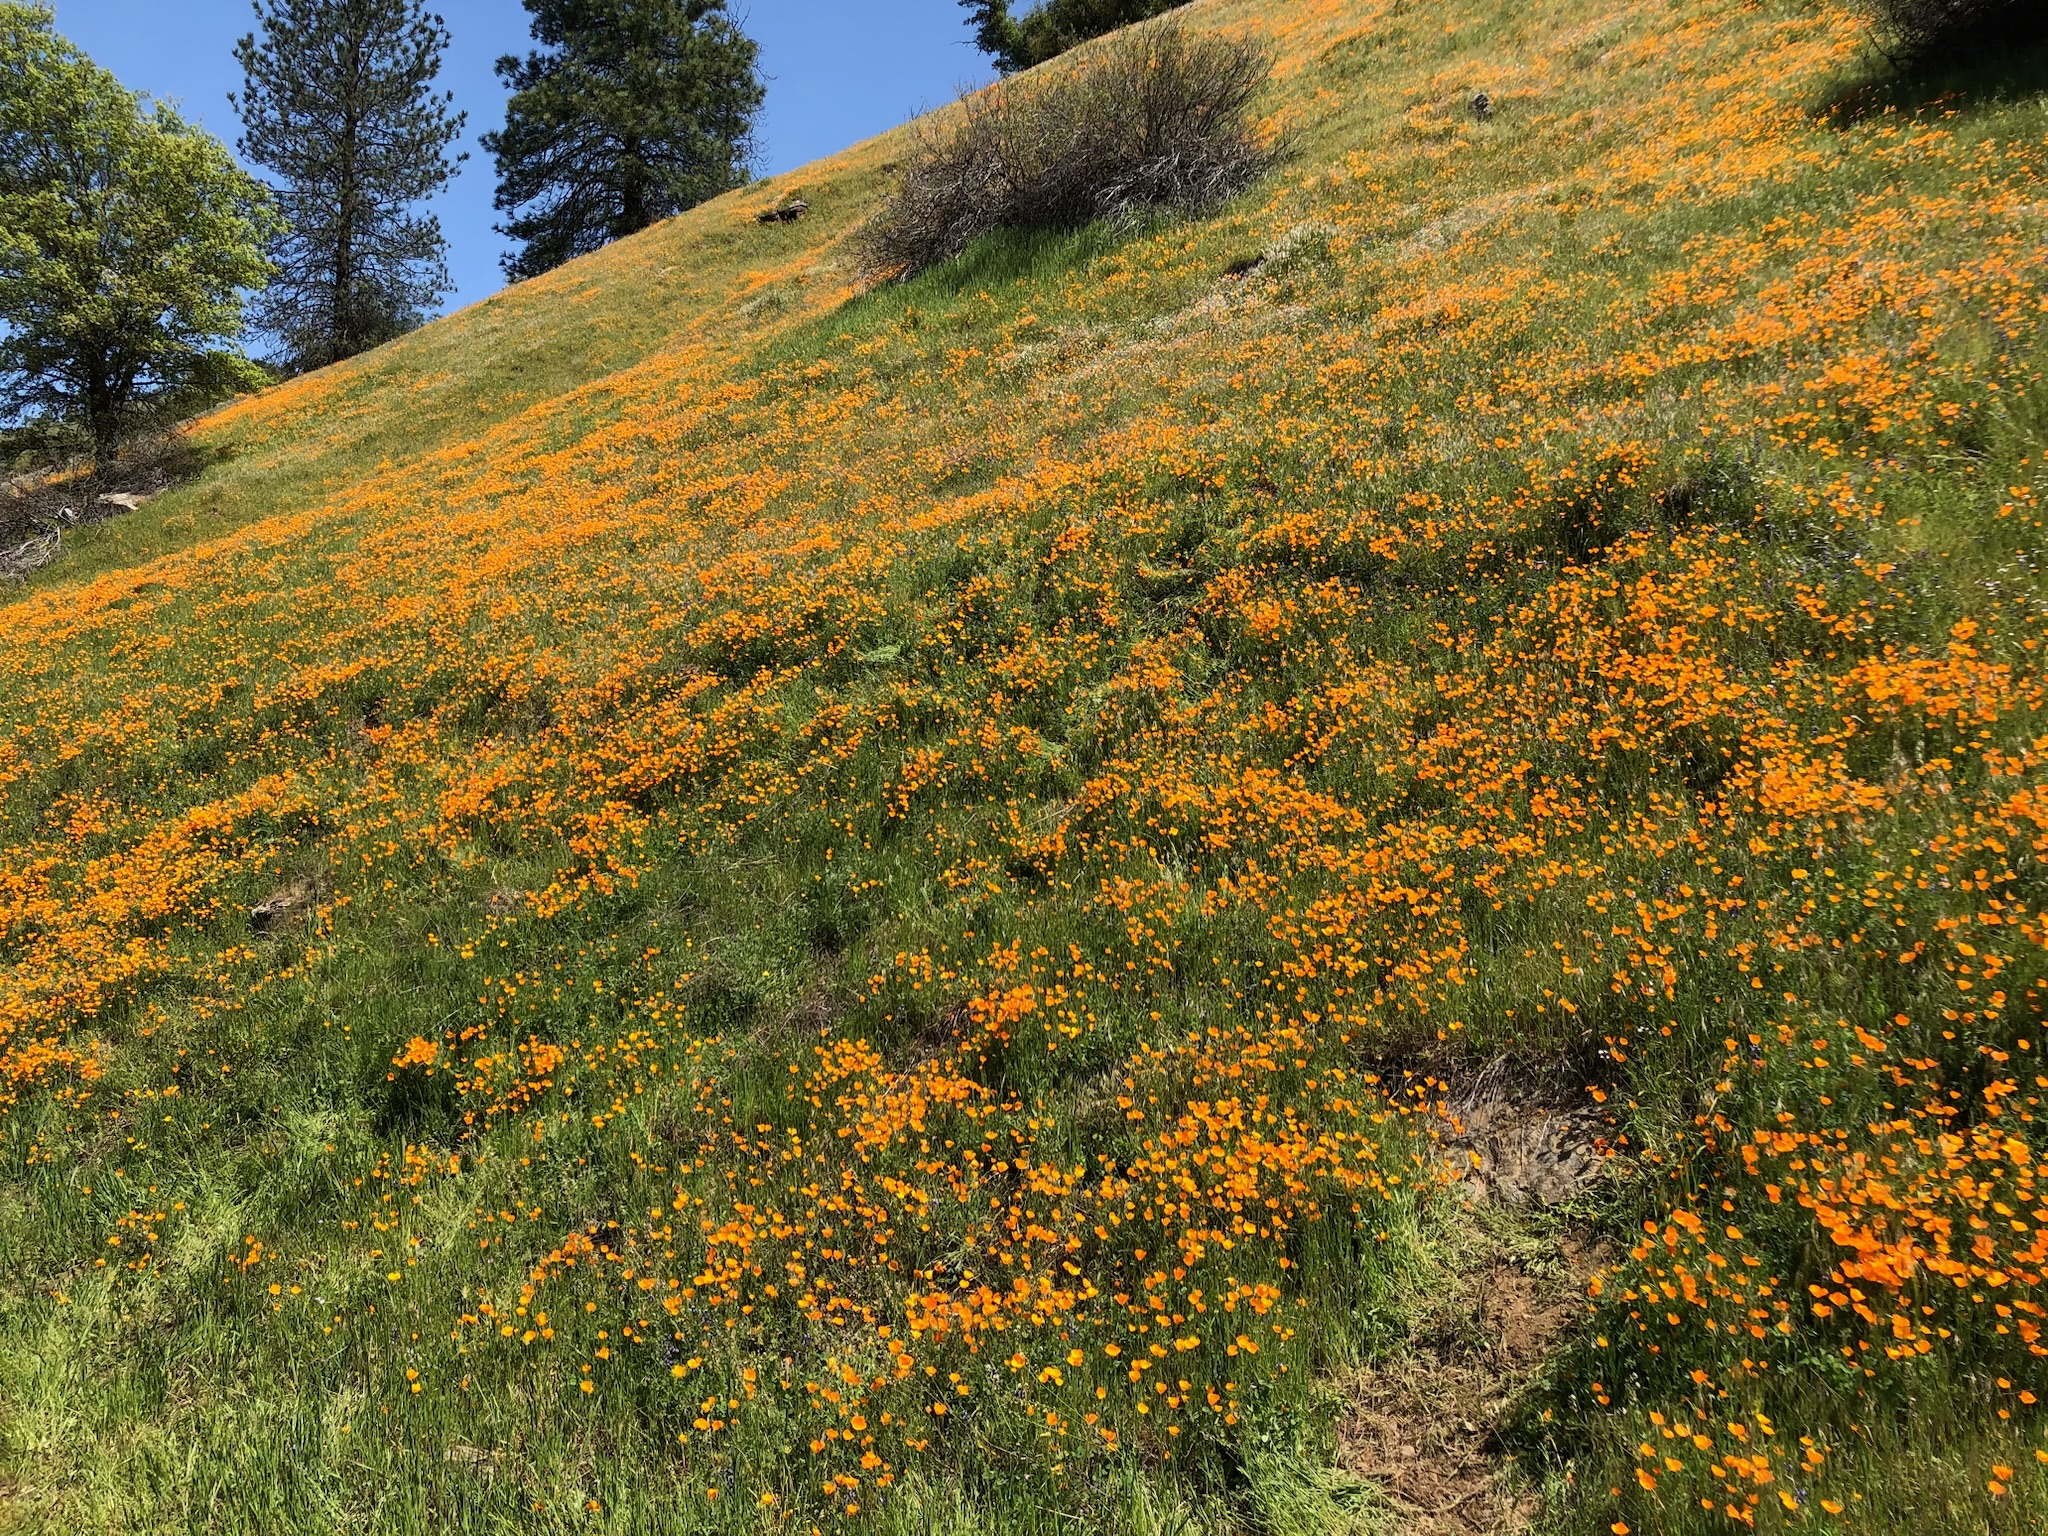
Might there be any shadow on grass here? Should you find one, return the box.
[918,220,1148,295]
[1817,27,2048,127]
[751,217,1152,373]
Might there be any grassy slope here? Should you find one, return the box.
[2,0,2046,1532]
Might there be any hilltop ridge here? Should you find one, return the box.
[2,2,2046,1533]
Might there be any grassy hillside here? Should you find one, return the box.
[2,0,2045,1532]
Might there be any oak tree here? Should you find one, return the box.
[0,4,275,455]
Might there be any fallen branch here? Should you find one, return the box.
[0,528,61,582]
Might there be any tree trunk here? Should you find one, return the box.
[332,15,365,362]
[621,135,647,238]
[86,367,118,464]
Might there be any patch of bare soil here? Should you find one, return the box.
[1334,1062,1612,1533]
[1338,1229,1605,1533]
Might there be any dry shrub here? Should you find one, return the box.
[856,21,1275,283]
[0,430,207,582]
[1861,0,2042,64]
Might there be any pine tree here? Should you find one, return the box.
[232,0,465,372]
[960,0,1191,74]
[484,0,762,282]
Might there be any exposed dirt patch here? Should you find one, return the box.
[1336,1224,1606,1533]
[1332,1059,1612,1529]
[1359,1052,1616,1212]
[906,997,971,1064]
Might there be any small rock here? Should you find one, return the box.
[251,877,318,935]
[1470,91,1493,120]
[1435,1066,1604,1207]
[96,491,149,511]
[757,199,810,225]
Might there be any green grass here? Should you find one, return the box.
[2,1,2046,1533]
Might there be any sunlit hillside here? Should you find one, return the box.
[2,0,2045,1532]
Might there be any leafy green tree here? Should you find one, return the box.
[961,0,1190,74]
[0,3,276,456]
[483,0,763,282]
[233,0,467,372]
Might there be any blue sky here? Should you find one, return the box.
[49,1,994,314]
